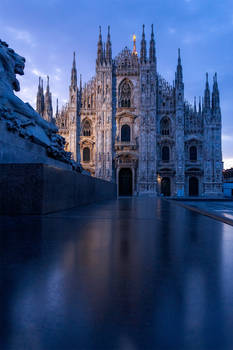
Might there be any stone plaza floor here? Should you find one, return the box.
[178,200,233,225]
[1,197,233,350]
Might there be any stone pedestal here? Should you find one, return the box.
[0,164,117,215]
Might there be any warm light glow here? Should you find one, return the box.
[132,34,137,55]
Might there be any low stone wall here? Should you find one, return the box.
[0,120,72,170]
[0,164,117,215]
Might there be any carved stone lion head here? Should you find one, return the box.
[0,39,26,92]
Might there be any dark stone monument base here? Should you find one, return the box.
[0,164,117,215]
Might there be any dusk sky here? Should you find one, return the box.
[1,0,233,168]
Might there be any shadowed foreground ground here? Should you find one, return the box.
[1,198,233,350]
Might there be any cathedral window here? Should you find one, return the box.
[83,120,91,136]
[121,124,130,142]
[83,147,90,162]
[162,146,170,162]
[119,79,132,108]
[190,146,197,161]
[160,118,170,135]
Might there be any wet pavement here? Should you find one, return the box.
[181,200,233,222]
[1,197,233,350]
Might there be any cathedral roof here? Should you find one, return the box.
[114,46,139,76]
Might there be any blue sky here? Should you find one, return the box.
[1,0,233,168]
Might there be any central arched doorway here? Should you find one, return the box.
[161,177,171,196]
[189,177,199,196]
[119,168,132,196]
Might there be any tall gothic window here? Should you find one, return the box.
[162,146,170,162]
[160,118,170,136]
[190,146,197,161]
[119,79,132,108]
[121,124,131,142]
[83,147,90,162]
[83,120,91,136]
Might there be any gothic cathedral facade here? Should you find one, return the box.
[36,25,223,197]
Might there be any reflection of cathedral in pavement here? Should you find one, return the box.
[36,25,223,197]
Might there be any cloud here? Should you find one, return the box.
[4,26,36,47]
[223,158,233,169]
[16,87,36,107]
[31,68,47,78]
[53,67,62,81]
[168,27,176,35]
[222,134,233,142]
[182,33,201,45]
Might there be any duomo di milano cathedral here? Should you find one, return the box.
[36,25,223,197]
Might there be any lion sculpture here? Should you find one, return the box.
[0,39,74,165]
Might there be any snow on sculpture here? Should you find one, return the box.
[0,39,76,166]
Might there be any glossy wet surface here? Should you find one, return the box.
[183,200,233,221]
[1,198,233,350]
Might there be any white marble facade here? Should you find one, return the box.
[36,25,223,197]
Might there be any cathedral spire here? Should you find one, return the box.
[212,72,220,111]
[44,75,53,122]
[103,42,106,63]
[140,24,147,64]
[97,25,103,65]
[194,96,197,114]
[198,96,202,114]
[46,75,50,93]
[55,98,59,118]
[204,73,210,110]
[132,34,137,55]
[71,51,77,88]
[80,74,82,91]
[149,24,156,64]
[36,76,44,116]
[175,48,183,88]
[106,25,112,64]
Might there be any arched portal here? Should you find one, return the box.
[162,146,170,162]
[119,168,132,196]
[121,124,130,142]
[161,177,171,196]
[83,147,90,162]
[189,146,197,161]
[189,177,199,196]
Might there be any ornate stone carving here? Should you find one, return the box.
[0,40,77,167]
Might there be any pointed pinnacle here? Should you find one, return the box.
[47,75,49,90]
[80,74,82,89]
[178,48,181,61]
[73,51,76,67]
